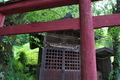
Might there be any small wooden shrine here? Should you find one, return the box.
[30,31,113,80]
[30,30,82,80]
[96,47,113,80]
[30,30,113,80]
[35,31,113,80]
[39,30,81,80]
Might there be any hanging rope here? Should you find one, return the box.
[96,55,111,60]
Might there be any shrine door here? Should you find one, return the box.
[40,47,81,80]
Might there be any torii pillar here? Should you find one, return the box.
[79,0,97,80]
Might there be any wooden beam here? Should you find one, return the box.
[0,13,5,27]
[0,13,120,35]
[79,0,97,80]
[0,19,79,35]
[0,0,100,15]
[93,13,120,28]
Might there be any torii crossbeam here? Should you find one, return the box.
[0,0,118,80]
[0,14,119,35]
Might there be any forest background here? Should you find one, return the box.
[0,0,119,80]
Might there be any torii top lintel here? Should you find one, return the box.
[0,0,101,15]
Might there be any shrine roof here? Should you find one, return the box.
[0,0,101,15]
[96,47,113,57]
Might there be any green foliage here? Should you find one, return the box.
[4,43,39,80]
[95,28,113,49]
[114,54,120,66]
[94,28,104,37]
[0,36,13,45]
[5,56,35,80]
[108,27,120,37]
[30,36,43,48]
[13,43,39,64]
[92,0,116,16]
[109,70,116,80]
[15,34,30,46]
[18,51,27,65]
[0,34,29,47]
[109,53,120,80]
[23,5,79,22]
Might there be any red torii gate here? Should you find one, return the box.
[0,0,120,80]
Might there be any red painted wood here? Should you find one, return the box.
[0,13,5,27]
[0,19,79,35]
[0,13,120,35]
[93,13,120,28]
[0,0,100,15]
[79,0,97,80]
